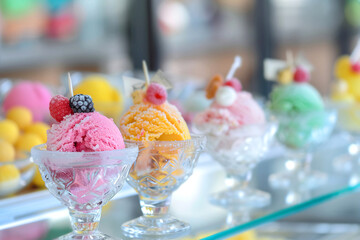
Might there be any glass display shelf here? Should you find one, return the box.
[202,184,360,240]
[0,133,356,239]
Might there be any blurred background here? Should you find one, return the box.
[0,0,358,96]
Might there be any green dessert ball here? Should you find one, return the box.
[269,83,330,149]
[269,83,324,115]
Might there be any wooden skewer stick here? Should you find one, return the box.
[286,50,294,68]
[142,60,150,87]
[68,72,74,97]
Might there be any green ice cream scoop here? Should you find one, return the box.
[269,83,335,149]
[269,83,324,114]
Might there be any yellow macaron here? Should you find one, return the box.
[6,107,33,130]
[25,123,50,143]
[15,133,43,152]
[0,164,21,196]
[0,140,15,162]
[0,119,19,144]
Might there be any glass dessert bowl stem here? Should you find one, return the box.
[121,135,206,238]
[204,123,277,213]
[140,196,171,217]
[225,210,251,227]
[269,149,327,204]
[211,167,269,227]
[333,133,360,186]
[210,160,271,210]
[122,195,190,237]
[67,208,102,237]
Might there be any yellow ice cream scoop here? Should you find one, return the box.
[74,75,124,119]
[6,107,33,130]
[0,119,19,144]
[331,80,355,102]
[0,140,15,162]
[335,56,353,80]
[15,133,43,152]
[25,123,50,143]
[332,92,355,102]
[334,56,360,100]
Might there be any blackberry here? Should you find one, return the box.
[69,94,95,113]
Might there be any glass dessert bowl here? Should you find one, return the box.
[121,135,206,238]
[269,108,337,202]
[31,144,138,240]
[198,122,277,211]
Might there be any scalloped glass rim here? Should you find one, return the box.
[31,144,139,167]
[124,134,207,149]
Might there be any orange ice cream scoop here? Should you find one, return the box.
[119,101,190,141]
[120,79,191,177]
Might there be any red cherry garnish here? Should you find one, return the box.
[293,67,309,83]
[351,63,360,73]
[145,83,167,105]
[224,78,242,92]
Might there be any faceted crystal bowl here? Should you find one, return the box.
[205,123,277,210]
[122,135,206,238]
[275,109,337,150]
[31,144,138,240]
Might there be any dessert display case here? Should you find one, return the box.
[1,0,359,239]
[1,132,359,239]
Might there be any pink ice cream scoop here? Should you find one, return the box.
[47,112,125,152]
[46,111,125,206]
[3,81,52,122]
[195,91,265,131]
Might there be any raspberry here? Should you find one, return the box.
[352,62,360,73]
[145,83,167,105]
[49,95,73,122]
[69,94,95,113]
[293,67,309,83]
[224,78,242,92]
